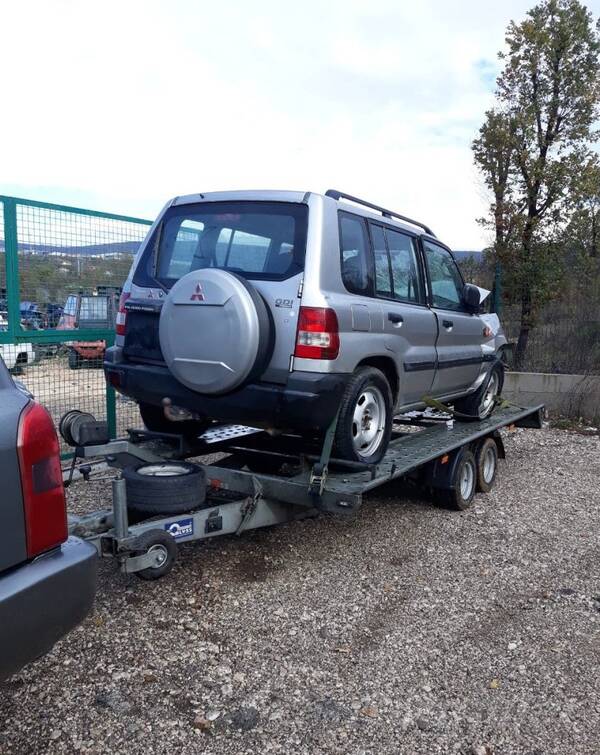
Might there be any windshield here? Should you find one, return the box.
[154,201,308,283]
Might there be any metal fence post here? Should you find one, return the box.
[2,198,21,339]
[105,333,117,439]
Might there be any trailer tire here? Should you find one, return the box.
[123,462,206,517]
[132,530,177,581]
[476,437,498,493]
[433,449,477,511]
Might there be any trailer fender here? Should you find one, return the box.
[425,445,471,491]
[471,430,505,460]
[491,430,505,459]
[426,431,504,491]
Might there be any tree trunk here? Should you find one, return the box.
[513,289,532,370]
[513,219,535,371]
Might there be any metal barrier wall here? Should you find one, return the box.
[0,196,152,452]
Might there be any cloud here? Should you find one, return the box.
[1,0,598,248]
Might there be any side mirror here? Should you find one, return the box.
[462,283,481,313]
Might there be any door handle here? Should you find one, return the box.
[388,312,404,325]
[442,319,453,329]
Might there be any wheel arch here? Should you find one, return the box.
[355,355,399,402]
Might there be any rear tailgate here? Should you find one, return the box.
[0,359,29,572]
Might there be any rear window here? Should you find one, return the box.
[153,201,308,283]
[79,296,108,321]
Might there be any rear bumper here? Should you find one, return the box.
[0,537,97,680]
[105,348,349,433]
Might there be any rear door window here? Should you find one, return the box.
[339,213,371,295]
[367,223,423,304]
[370,224,392,297]
[385,229,422,304]
[154,202,307,283]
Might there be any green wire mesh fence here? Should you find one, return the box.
[0,196,152,454]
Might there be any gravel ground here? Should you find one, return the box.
[1,426,599,754]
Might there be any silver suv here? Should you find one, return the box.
[105,190,506,463]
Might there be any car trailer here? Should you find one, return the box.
[62,403,544,581]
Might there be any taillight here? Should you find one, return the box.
[17,403,67,557]
[294,307,340,360]
[115,292,130,336]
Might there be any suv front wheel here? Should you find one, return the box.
[334,367,393,464]
[454,361,504,420]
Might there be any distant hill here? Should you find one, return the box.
[0,240,140,257]
[452,250,484,262]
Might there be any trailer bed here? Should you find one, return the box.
[66,402,544,579]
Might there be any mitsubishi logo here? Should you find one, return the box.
[190,283,205,302]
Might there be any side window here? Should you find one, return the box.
[339,213,370,295]
[423,240,464,311]
[370,224,392,297]
[385,229,422,303]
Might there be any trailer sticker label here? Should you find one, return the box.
[165,518,194,539]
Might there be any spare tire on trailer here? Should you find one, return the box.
[123,461,206,517]
[159,269,273,395]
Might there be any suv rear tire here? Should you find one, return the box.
[139,402,210,438]
[334,367,393,464]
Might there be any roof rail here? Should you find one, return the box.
[325,189,435,237]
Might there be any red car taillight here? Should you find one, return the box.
[17,403,67,558]
[115,292,131,337]
[294,307,340,360]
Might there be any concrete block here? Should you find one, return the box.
[503,371,600,424]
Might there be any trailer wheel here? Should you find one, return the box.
[132,530,177,581]
[434,449,477,510]
[476,437,498,493]
[123,461,206,517]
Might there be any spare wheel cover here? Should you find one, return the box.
[159,269,270,395]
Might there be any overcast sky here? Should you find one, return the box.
[1,0,599,248]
